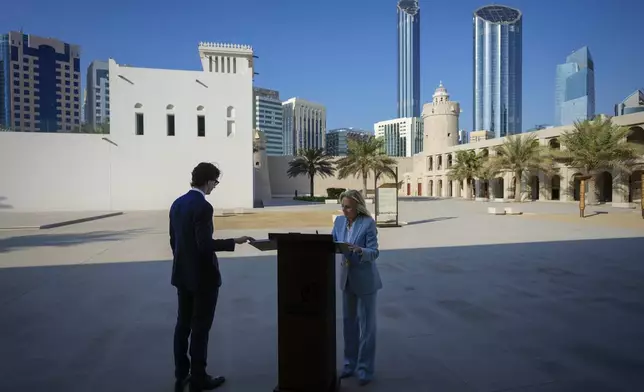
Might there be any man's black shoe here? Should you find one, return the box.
[189,375,226,391]
[174,375,190,392]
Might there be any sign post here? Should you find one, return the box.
[375,167,400,227]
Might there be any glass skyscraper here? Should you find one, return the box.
[473,5,522,137]
[0,31,81,132]
[554,46,595,126]
[397,0,420,118]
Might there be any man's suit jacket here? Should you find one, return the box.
[170,189,235,293]
[332,214,382,296]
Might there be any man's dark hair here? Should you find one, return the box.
[191,162,220,187]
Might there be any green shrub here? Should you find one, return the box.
[326,187,345,200]
[293,196,326,202]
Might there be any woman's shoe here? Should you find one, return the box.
[357,369,371,386]
[358,377,371,386]
[339,368,355,379]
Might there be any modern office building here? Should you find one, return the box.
[397,0,421,118]
[473,5,522,137]
[615,89,644,116]
[84,60,110,129]
[0,31,81,132]
[253,87,284,155]
[554,46,595,126]
[282,97,326,155]
[374,117,423,157]
[326,128,372,156]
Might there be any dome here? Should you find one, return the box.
[433,81,449,98]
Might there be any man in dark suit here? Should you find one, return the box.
[170,162,253,392]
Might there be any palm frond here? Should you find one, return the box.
[286,148,336,178]
[557,117,642,176]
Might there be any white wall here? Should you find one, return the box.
[108,59,254,211]
[0,57,254,213]
[0,132,112,211]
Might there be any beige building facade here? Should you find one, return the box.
[401,83,644,207]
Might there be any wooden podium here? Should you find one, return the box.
[267,233,339,392]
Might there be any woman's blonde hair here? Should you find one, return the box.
[339,189,371,217]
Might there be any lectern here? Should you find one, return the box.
[268,233,339,392]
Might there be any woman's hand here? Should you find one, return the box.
[348,245,363,255]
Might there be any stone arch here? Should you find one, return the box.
[551,175,561,200]
[448,180,453,197]
[438,180,443,197]
[629,170,643,203]
[134,103,143,109]
[429,180,434,197]
[480,148,489,158]
[428,156,433,171]
[597,171,613,203]
[447,154,453,169]
[530,175,540,200]
[548,138,560,150]
[166,104,174,110]
[571,173,586,201]
[227,106,236,118]
[627,126,644,146]
[437,155,443,170]
[494,177,504,199]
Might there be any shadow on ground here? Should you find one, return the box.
[405,216,456,226]
[0,196,12,209]
[0,229,149,253]
[1,237,643,391]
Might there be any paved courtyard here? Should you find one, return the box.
[1,199,643,391]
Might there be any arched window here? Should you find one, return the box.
[166,104,174,110]
[196,105,205,111]
[226,106,235,137]
[134,103,143,109]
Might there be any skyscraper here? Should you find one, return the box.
[253,87,284,156]
[0,31,81,132]
[554,46,595,126]
[326,128,373,156]
[84,60,110,129]
[282,98,326,155]
[473,5,522,137]
[397,0,421,118]
[374,117,423,157]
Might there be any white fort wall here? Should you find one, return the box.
[0,53,254,213]
[0,132,111,212]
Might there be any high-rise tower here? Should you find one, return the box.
[554,46,595,126]
[0,31,81,132]
[397,0,421,118]
[473,5,522,137]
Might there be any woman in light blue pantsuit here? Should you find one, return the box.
[332,189,382,386]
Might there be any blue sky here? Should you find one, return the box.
[3,0,643,132]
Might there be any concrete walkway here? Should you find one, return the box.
[1,200,643,391]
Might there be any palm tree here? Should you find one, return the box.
[447,150,484,199]
[488,133,553,202]
[287,148,336,197]
[335,138,397,197]
[555,117,643,216]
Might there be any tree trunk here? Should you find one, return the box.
[362,172,368,199]
[586,176,597,205]
[469,178,475,199]
[514,171,522,202]
[309,175,314,197]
